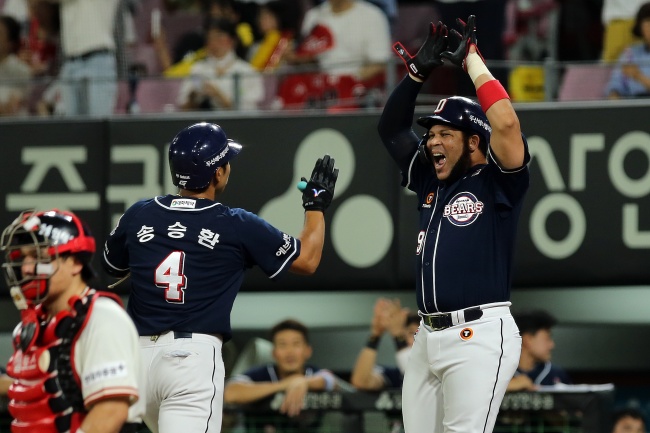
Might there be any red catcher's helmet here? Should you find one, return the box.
[0,209,96,304]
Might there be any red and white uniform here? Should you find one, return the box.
[6,289,142,433]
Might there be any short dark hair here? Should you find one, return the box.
[60,252,96,284]
[205,17,238,40]
[633,2,650,37]
[613,407,646,427]
[270,319,309,343]
[513,309,557,336]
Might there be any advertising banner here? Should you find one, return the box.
[0,105,648,292]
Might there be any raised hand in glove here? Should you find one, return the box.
[393,21,448,81]
[297,155,339,212]
[440,15,485,71]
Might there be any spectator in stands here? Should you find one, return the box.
[606,2,650,98]
[601,0,646,62]
[350,298,419,391]
[156,0,254,77]
[247,0,299,72]
[612,407,646,433]
[20,0,60,78]
[0,15,31,116]
[55,0,120,116]
[224,319,340,433]
[177,17,263,110]
[285,0,391,82]
[507,309,570,391]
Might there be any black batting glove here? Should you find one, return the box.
[393,21,448,81]
[297,155,339,213]
[440,15,485,71]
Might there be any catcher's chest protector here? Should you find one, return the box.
[6,290,114,433]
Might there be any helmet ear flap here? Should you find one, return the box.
[417,133,431,165]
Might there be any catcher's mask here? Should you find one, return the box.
[0,209,96,306]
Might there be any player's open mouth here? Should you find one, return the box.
[433,153,446,169]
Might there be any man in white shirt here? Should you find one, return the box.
[177,18,263,111]
[290,0,391,81]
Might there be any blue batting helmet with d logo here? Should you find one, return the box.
[168,122,242,190]
[417,96,491,147]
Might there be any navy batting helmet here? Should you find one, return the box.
[417,96,491,148]
[169,122,242,190]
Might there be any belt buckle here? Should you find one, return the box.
[426,314,450,331]
[150,335,160,342]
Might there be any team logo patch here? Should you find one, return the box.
[460,328,473,340]
[170,198,197,209]
[422,192,435,209]
[443,192,484,226]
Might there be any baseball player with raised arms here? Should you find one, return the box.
[0,209,142,433]
[378,16,530,432]
[102,122,338,433]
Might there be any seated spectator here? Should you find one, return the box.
[507,309,570,392]
[350,298,419,391]
[224,319,340,433]
[612,407,646,433]
[606,2,650,98]
[247,0,299,72]
[156,0,254,77]
[176,17,263,111]
[0,15,32,116]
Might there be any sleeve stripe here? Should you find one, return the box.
[84,386,139,407]
[269,237,298,279]
[103,250,129,272]
[405,151,419,190]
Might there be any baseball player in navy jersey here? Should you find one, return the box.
[102,122,338,433]
[378,16,530,433]
[225,319,339,432]
[507,309,571,391]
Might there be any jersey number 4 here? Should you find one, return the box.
[155,251,187,303]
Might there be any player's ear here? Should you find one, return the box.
[468,134,480,152]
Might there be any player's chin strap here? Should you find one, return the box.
[107,272,131,289]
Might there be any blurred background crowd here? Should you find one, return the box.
[0,0,649,117]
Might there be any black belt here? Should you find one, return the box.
[148,331,222,341]
[174,331,192,339]
[422,307,483,331]
[67,48,112,62]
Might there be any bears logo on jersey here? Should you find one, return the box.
[443,192,484,226]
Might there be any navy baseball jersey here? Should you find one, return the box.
[227,364,328,433]
[375,365,403,388]
[379,77,530,314]
[516,362,571,386]
[229,364,327,383]
[103,195,300,340]
[405,155,529,313]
